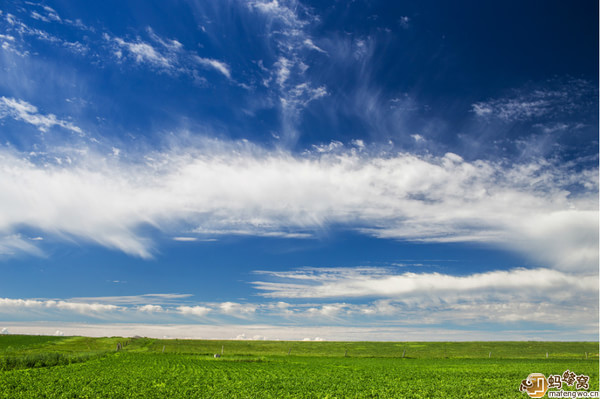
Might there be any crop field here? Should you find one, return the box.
[0,336,597,398]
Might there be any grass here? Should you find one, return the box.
[0,335,597,398]
[0,335,65,354]
[0,351,109,371]
[144,339,598,359]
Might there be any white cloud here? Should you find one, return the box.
[0,298,120,315]
[0,97,83,134]
[69,294,193,305]
[252,267,596,299]
[533,122,569,133]
[137,304,164,313]
[351,139,365,150]
[42,6,62,22]
[235,333,268,340]
[146,27,182,51]
[471,79,596,122]
[172,236,198,242]
[0,33,28,57]
[0,327,9,334]
[2,12,87,55]
[411,134,425,143]
[249,0,309,29]
[274,57,292,87]
[194,228,309,239]
[29,5,61,23]
[353,38,369,60]
[307,303,347,317]
[399,16,410,29]
[285,83,327,109]
[1,279,596,334]
[53,301,119,313]
[0,139,596,270]
[30,11,51,23]
[303,38,326,53]
[473,99,549,121]
[251,266,598,328]
[302,336,325,341]
[248,0,327,144]
[177,305,211,317]
[219,302,257,316]
[103,29,232,81]
[194,56,231,79]
[112,37,171,68]
[2,322,594,341]
[0,234,43,257]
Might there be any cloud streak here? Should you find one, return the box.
[0,298,119,316]
[5,322,593,341]
[471,79,597,123]
[1,275,596,334]
[253,267,598,329]
[249,0,328,144]
[251,266,598,328]
[252,267,596,299]
[103,28,232,81]
[0,137,596,270]
[1,9,231,82]
[194,56,231,79]
[0,97,83,134]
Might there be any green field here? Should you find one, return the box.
[0,336,597,398]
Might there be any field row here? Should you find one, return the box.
[1,352,597,398]
[2,336,596,359]
[0,336,597,398]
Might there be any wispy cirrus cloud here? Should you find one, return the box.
[252,267,596,299]
[1,271,596,333]
[194,56,231,79]
[1,8,230,82]
[25,4,93,32]
[251,266,598,329]
[0,33,28,56]
[110,36,173,69]
[0,96,83,134]
[0,234,44,257]
[471,78,597,123]
[248,0,328,144]
[103,29,233,81]
[69,293,193,305]
[2,12,89,56]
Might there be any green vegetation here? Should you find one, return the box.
[0,335,65,354]
[143,339,598,359]
[0,351,108,371]
[0,335,597,398]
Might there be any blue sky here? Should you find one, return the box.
[0,0,597,341]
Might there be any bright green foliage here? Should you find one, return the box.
[0,335,65,354]
[0,352,109,371]
[0,336,597,398]
[145,339,598,359]
[0,354,597,398]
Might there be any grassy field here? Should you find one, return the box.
[0,335,597,398]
